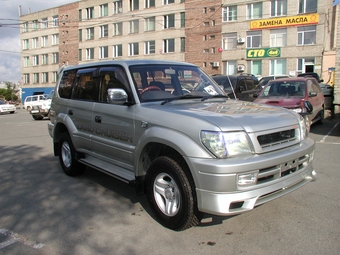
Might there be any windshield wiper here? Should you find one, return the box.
[201,95,229,101]
[161,94,204,105]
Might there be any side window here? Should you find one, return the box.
[32,96,38,101]
[73,68,99,101]
[312,80,322,93]
[59,70,77,99]
[98,66,130,103]
[26,97,31,102]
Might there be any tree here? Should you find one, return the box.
[0,82,18,102]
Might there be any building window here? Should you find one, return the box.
[113,22,123,36]
[100,4,108,17]
[180,12,185,27]
[163,0,174,4]
[86,7,94,19]
[41,18,48,29]
[246,2,262,20]
[23,57,29,67]
[99,46,108,59]
[223,6,237,22]
[224,60,237,75]
[79,9,82,21]
[130,0,139,11]
[113,44,123,57]
[164,14,175,29]
[24,74,30,84]
[33,73,39,83]
[223,33,237,50]
[299,0,317,14]
[41,36,48,47]
[163,38,175,53]
[297,58,315,73]
[128,42,139,56]
[270,28,287,47]
[32,55,39,66]
[270,59,286,75]
[203,48,209,53]
[42,72,49,83]
[271,0,287,17]
[23,39,29,50]
[246,31,262,48]
[86,27,94,40]
[52,34,59,45]
[23,22,28,32]
[100,25,108,38]
[145,0,155,8]
[78,49,82,61]
[113,0,122,14]
[144,40,155,54]
[181,37,185,52]
[248,60,262,76]
[86,48,94,60]
[145,17,155,31]
[32,20,39,30]
[297,25,316,45]
[52,15,59,27]
[52,53,59,64]
[130,19,139,33]
[42,54,48,65]
[52,72,57,83]
[32,37,39,48]
[79,29,82,41]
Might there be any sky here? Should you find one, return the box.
[0,0,77,83]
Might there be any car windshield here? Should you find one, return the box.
[259,81,306,97]
[129,64,225,102]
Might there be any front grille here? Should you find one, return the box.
[256,155,309,184]
[257,129,297,148]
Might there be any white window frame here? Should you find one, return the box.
[130,0,139,11]
[86,7,94,19]
[223,6,237,22]
[41,36,48,47]
[23,39,29,50]
[145,0,155,8]
[32,37,39,48]
[223,33,237,50]
[297,25,316,45]
[113,0,122,14]
[224,60,237,75]
[33,55,39,66]
[163,0,174,5]
[42,54,48,65]
[163,38,175,53]
[246,2,262,20]
[246,31,262,48]
[247,60,262,76]
[299,0,317,14]
[86,48,94,60]
[99,4,108,17]
[23,56,29,67]
[130,19,139,34]
[52,53,59,64]
[52,72,57,83]
[41,18,48,29]
[128,42,139,56]
[270,28,287,47]
[99,25,108,38]
[32,20,39,30]
[144,40,155,54]
[270,0,287,17]
[99,46,108,59]
[113,44,122,57]
[52,34,59,45]
[52,15,59,27]
[113,22,123,36]
[145,17,155,31]
[163,14,175,29]
[86,27,94,40]
[24,74,30,84]
[42,72,49,83]
[23,22,29,32]
[270,58,287,75]
[33,73,39,84]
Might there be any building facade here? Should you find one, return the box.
[20,0,338,106]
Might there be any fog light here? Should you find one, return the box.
[238,172,258,186]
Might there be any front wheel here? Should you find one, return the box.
[58,133,86,176]
[145,156,203,231]
[32,115,43,120]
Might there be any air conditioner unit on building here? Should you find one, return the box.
[212,62,219,67]
[237,65,245,71]
[237,37,245,44]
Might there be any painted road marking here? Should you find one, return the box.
[318,121,339,144]
[0,229,44,250]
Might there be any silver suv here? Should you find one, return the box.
[48,60,316,231]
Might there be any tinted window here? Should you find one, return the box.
[73,68,99,101]
[59,70,77,99]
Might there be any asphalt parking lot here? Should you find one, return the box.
[0,109,340,255]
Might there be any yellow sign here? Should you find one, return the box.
[250,14,319,30]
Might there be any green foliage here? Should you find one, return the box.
[0,82,19,102]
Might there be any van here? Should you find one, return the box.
[24,95,46,110]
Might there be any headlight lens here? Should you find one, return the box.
[201,131,254,158]
[298,115,308,140]
[291,108,302,113]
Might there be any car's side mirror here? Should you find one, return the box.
[309,92,317,97]
[300,101,313,116]
[107,88,128,105]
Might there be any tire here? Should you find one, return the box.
[316,109,324,125]
[10,111,15,114]
[145,156,203,231]
[27,106,31,111]
[32,115,43,120]
[58,133,86,176]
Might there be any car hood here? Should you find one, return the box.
[143,99,300,133]
[254,97,302,108]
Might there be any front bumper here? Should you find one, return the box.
[186,138,315,216]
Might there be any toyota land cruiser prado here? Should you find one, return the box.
[48,60,316,231]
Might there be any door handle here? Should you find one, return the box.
[68,109,74,115]
[95,116,102,123]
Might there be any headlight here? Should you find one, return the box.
[298,115,308,140]
[201,131,254,158]
[291,108,302,113]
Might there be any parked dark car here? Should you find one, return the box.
[319,83,334,110]
[254,77,325,129]
[212,74,259,101]
[297,72,323,83]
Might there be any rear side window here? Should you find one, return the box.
[73,68,99,101]
[58,70,77,99]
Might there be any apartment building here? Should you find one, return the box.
[20,0,338,104]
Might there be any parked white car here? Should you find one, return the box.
[29,91,54,120]
[23,95,46,110]
[0,100,16,115]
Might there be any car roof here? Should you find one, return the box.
[268,77,316,83]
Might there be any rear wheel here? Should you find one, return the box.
[316,108,324,125]
[145,155,203,231]
[32,115,43,120]
[58,133,86,176]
